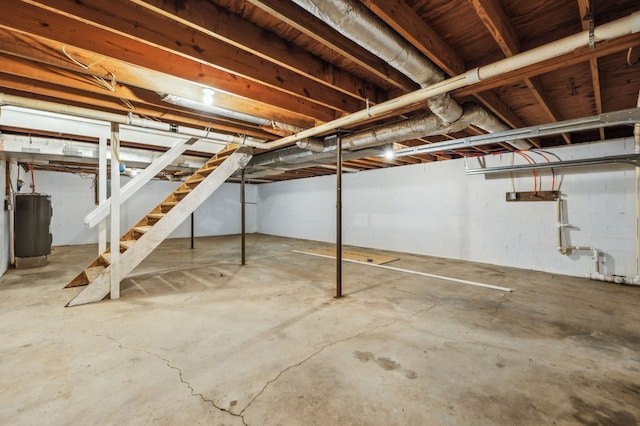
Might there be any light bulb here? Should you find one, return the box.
[384,146,395,160]
[202,88,215,105]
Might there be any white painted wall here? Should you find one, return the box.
[0,161,10,276]
[257,138,638,278]
[25,170,256,246]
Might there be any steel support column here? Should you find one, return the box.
[109,123,120,300]
[241,169,246,266]
[336,130,343,298]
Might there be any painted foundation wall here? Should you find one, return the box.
[257,138,638,279]
[0,161,9,276]
[18,170,256,247]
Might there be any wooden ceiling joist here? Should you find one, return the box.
[1,1,339,122]
[577,0,605,140]
[467,0,572,144]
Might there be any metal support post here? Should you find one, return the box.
[241,169,246,266]
[190,212,195,249]
[336,130,343,298]
[98,135,107,254]
[109,123,120,300]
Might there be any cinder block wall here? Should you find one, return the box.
[257,138,637,278]
[24,171,257,247]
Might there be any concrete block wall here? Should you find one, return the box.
[257,138,638,279]
[20,170,256,247]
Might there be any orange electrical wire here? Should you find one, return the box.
[514,151,538,193]
[531,150,555,191]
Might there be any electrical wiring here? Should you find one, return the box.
[534,149,564,191]
[529,150,556,191]
[510,152,516,193]
[110,131,123,168]
[514,151,539,192]
[61,45,105,69]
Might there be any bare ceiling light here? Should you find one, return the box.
[201,88,215,106]
[384,145,395,160]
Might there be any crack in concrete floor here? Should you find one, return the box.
[238,302,439,419]
[97,334,248,425]
[95,302,439,426]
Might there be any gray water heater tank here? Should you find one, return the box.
[14,193,53,258]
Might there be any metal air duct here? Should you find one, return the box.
[290,0,529,149]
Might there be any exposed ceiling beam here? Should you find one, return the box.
[359,0,466,76]
[246,0,417,93]
[126,0,385,104]
[0,68,275,140]
[454,32,640,97]
[472,90,542,148]
[0,28,315,130]
[577,0,605,140]
[467,0,571,144]
[1,1,340,123]
[361,0,540,149]
[22,0,367,114]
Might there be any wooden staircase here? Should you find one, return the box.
[65,144,252,306]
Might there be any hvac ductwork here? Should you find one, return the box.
[159,93,301,136]
[341,104,483,151]
[290,0,528,149]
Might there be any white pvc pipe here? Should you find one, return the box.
[292,250,512,292]
[1,11,638,153]
[261,11,640,150]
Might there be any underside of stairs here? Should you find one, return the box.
[65,144,253,306]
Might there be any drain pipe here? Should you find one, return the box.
[557,192,639,285]
[290,0,526,148]
[260,11,640,151]
[557,195,624,283]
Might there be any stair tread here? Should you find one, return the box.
[133,225,153,234]
[85,265,105,282]
[198,165,217,174]
[64,146,248,298]
[100,253,111,264]
[186,176,204,184]
[120,240,136,249]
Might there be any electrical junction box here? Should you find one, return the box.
[505,191,560,202]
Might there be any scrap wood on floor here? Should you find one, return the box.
[301,247,399,265]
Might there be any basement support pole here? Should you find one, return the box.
[98,134,107,254]
[190,212,194,249]
[241,169,246,266]
[336,130,343,298]
[109,123,120,300]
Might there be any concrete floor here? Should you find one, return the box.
[1,234,639,425]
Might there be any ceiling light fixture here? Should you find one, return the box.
[384,145,395,160]
[201,88,215,106]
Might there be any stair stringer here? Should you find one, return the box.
[67,148,253,307]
